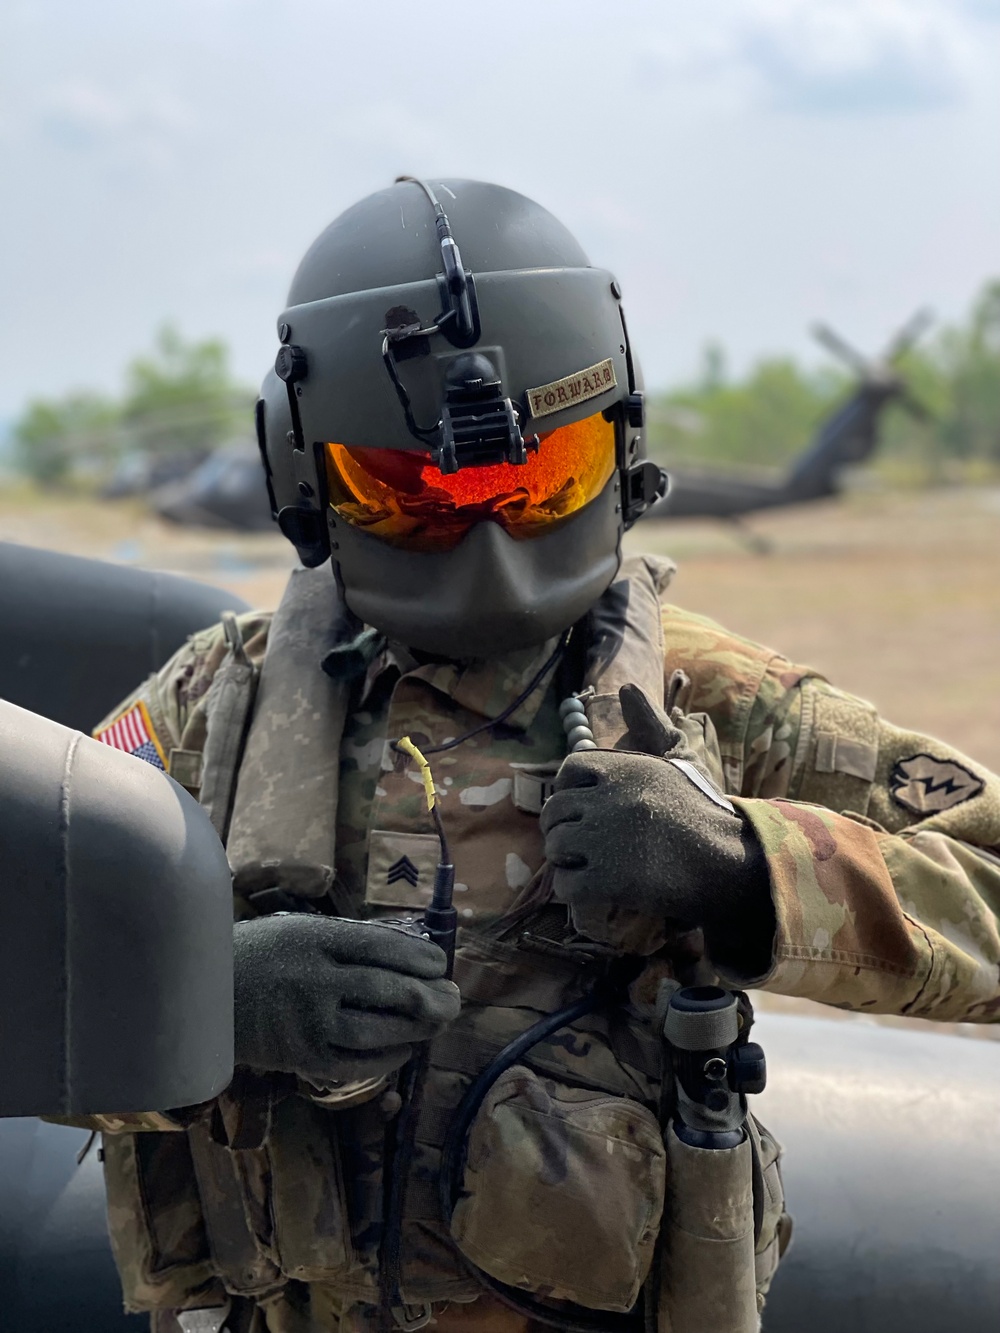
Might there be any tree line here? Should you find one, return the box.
[7,280,1000,488]
[9,326,255,487]
[645,279,1000,479]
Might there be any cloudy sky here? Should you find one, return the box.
[2,0,999,420]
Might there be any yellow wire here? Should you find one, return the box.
[397,735,437,811]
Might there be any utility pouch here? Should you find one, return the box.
[187,1093,366,1295]
[657,1126,757,1333]
[749,1116,792,1297]
[450,1065,666,1313]
[101,1131,220,1312]
[655,1115,790,1332]
[266,1094,365,1285]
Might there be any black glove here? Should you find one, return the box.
[233,914,461,1085]
[540,684,774,975]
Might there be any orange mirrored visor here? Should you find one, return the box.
[324,411,616,552]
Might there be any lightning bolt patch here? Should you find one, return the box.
[889,753,984,816]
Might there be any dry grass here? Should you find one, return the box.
[0,488,296,611]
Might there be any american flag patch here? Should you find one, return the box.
[94,700,167,772]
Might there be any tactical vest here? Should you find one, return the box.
[101,556,788,1324]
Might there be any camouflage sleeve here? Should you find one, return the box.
[734,677,1000,1023]
[661,604,1000,1022]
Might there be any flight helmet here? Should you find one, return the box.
[256,177,665,658]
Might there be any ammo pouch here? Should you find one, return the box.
[102,1092,373,1312]
[102,1131,221,1311]
[435,937,788,1324]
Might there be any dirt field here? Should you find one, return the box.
[3,483,998,1040]
[4,483,997,768]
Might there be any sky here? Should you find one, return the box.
[2,0,1000,421]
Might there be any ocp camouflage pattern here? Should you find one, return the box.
[71,557,1000,1330]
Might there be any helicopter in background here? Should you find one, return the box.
[150,441,275,530]
[142,313,933,538]
[650,311,933,527]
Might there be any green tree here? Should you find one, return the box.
[121,324,255,456]
[939,281,1000,462]
[879,281,1000,476]
[699,341,728,394]
[12,392,119,486]
[647,355,844,471]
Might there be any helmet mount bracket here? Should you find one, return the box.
[273,341,330,567]
[435,353,535,474]
[377,178,538,472]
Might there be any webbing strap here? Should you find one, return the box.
[199,612,259,842]
[225,567,365,898]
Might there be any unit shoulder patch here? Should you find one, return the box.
[526,358,616,420]
[93,700,167,772]
[889,752,985,816]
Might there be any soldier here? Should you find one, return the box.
[80,179,1000,1333]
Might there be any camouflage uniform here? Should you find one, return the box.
[80,554,1000,1330]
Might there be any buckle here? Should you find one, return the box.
[175,1304,231,1333]
[392,1302,434,1331]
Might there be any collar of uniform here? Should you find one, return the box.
[362,635,561,731]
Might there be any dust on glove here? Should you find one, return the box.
[541,684,775,975]
[233,914,461,1085]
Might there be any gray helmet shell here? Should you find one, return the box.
[257,179,663,657]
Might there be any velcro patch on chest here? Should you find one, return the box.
[366,830,442,909]
[890,753,985,815]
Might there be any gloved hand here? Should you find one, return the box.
[540,684,775,975]
[233,914,461,1085]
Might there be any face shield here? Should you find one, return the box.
[324,409,617,553]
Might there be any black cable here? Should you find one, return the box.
[430,802,451,867]
[378,1045,432,1332]
[395,174,447,219]
[379,621,572,1330]
[380,335,441,443]
[391,628,571,761]
[437,988,645,1333]
[394,175,479,346]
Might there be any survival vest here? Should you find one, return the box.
[100,556,789,1326]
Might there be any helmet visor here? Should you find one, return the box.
[324,410,616,553]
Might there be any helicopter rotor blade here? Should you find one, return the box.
[884,308,934,364]
[811,323,871,377]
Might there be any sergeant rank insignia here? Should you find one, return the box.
[94,701,167,772]
[889,753,984,815]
